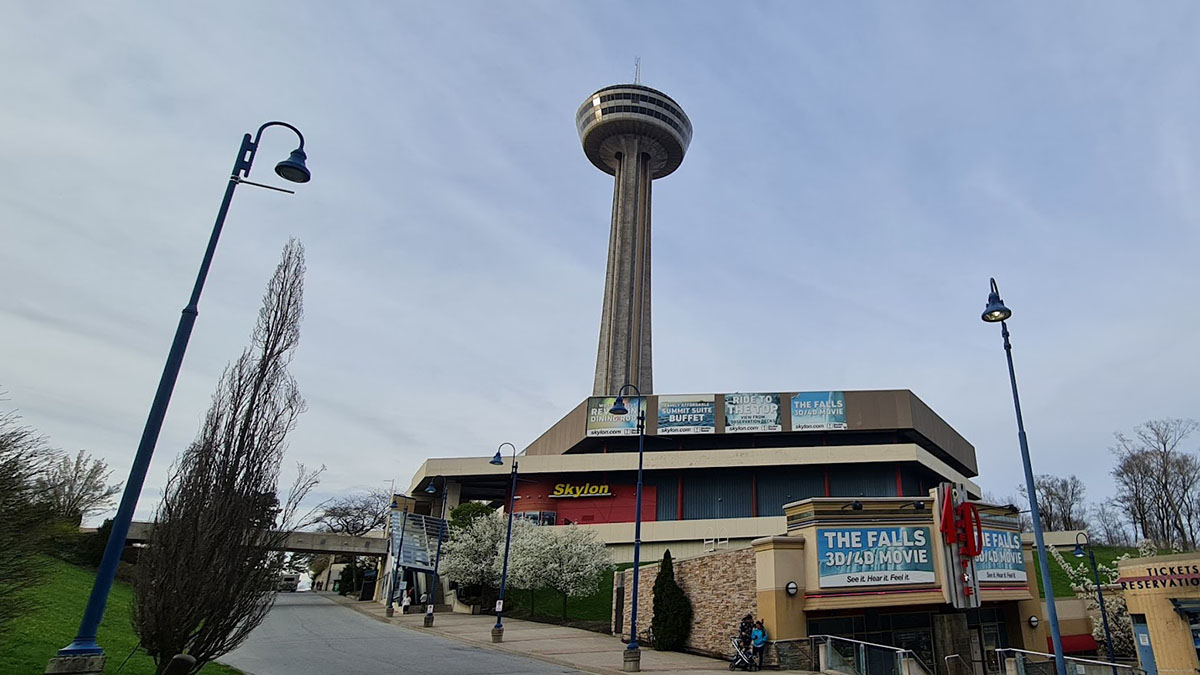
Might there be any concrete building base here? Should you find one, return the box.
[622,646,641,672]
[44,654,106,675]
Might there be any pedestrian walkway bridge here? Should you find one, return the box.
[126,521,387,557]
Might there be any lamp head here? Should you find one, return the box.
[490,450,504,466]
[275,148,311,183]
[1073,543,1084,558]
[425,483,436,495]
[852,500,863,511]
[981,278,1011,323]
[609,396,628,416]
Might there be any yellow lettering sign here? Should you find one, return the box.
[550,482,611,498]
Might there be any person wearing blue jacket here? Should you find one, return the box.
[751,620,768,669]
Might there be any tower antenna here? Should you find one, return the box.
[634,57,641,84]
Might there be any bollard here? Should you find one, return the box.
[385,605,394,618]
[491,626,504,643]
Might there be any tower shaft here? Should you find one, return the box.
[594,138,654,396]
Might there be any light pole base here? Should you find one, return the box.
[622,647,641,672]
[492,626,505,643]
[45,654,106,675]
[423,614,434,627]
[385,605,394,617]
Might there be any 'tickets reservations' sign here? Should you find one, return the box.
[817,527,936,588]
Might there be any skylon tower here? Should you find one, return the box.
[577,83,692,396]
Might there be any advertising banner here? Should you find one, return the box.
[724,393,782,433]
[586,396,643,437]
[976,529,1027,582]
[817,527,936,588]
[791,391,848,431]
[657,395,716,434]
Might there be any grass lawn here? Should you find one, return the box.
[507,570,615,626]
[1032,545,1138,598]
[0,556,241,674]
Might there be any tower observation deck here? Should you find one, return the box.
[577,84,692,396]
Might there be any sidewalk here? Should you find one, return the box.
[320,593,739,674]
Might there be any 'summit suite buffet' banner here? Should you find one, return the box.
[817,526,935,588]
[656,395,716,434]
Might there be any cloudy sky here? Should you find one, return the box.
[3,3,1199,524]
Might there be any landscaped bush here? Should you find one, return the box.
[650,549,692,651]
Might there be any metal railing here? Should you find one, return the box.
[812,635,934,675]
[945,653,977,675]
[997,648,1144,675]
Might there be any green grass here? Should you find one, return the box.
[0,556,241,674]
[1032,545,1137,598]
[507,568,617,626]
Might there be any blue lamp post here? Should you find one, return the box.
[1074,533,1117,673]
[50,122,310,671]
[982,278,1066,675]
[608,383,646,673]
[425,477,449,626]
[489,442,518,643]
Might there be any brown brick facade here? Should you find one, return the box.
[612,547,757,659]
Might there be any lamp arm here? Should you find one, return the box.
[237,122,306,179]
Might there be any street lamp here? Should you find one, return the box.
[1074,533,1118,672]
[609,383,646,673]
[489,442,519,643]
[424,476,450,627]
[981,277,1066,675]
[50,122,310,673]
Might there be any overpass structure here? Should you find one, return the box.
[126,521,387,557]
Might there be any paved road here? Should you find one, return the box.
[219,593,583,675]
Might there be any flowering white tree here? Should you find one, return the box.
[441,513,535,594]
[505,524,612,619]
[1048,542,1135,657]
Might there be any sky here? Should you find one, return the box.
[2,3,1200,525]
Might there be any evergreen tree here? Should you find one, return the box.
[650,549,692,651]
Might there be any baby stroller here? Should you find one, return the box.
[729,636,758,671]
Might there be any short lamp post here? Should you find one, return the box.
[489,442,519,643]
[981,278,1067,675]
[609,384,646,673]
[49,122,310,674]
[1074,533,1118,672]
[424,476,449,627]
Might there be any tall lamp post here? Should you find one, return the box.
[1074,533,1118,672]
[489,442,519,643]
[609,384,646,673]
[424,476,450,626]
[981,277,1067,675]
[50,122,310,673]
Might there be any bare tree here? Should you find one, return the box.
[133,241,321,674]
[1017,474,1088,531]
[0,410,59,634]
[314,488,391,536]
[1091,499,1132,547]
[35,449,122,525]
[1112,419,1200,550]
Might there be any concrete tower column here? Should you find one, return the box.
[578,84,692,397]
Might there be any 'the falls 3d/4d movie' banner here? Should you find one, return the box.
[724,393,781,433]
[975,529,1026,582]
[817,527,936,588]
[657,395,716,434]
[791,391,848,431]
[585,396,643,437]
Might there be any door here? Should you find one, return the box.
[1130,614,1158,675]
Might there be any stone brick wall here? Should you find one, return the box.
[612,547,757,659]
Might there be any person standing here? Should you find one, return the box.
[738,613,754,652]
[751,620,768,669]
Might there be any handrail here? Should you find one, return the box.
[812,634,909,653]
[996,648,1138,671]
